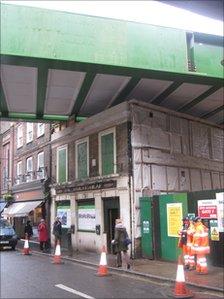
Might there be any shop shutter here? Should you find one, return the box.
[77,142,87,179]
[101,133,114,175]
[58,148,67,183]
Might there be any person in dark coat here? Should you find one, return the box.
[38,219,48,252]
[113,218,131,269]
[53,216,62,247]
[24,220,33,239]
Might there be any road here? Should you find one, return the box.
[0,250,223,298]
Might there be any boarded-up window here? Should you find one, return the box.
[212,172,221,189]
[76,140,88,179]
[190,169,202,191]
[101,132,114,175]
[152,165,166,191]
[201,171,212,190]
[57,146,67,183]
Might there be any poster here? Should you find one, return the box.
[167,203,182,237]
[210,220,219,241]
[78,205,95,231]
[57,206,71,228]
[216,192,224,233]
[198,199,217,219]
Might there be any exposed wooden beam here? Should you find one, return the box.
[201,105,224,119]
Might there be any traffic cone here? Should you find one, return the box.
[22,234,31,255]
[52,240,63,264]
[96,245,110,277]
[173,255,193,298]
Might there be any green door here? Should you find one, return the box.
[140,197,153,259]
[159,193,188,261]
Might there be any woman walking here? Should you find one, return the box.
[113,219,131,270]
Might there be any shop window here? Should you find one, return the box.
[37,152,44,179]
[57,145,68,183]
[77,200,95,232]
[26,157,33,182]
[26,123,33,144]
[99,128,116,176]
[75,137,89,180]
[56,204,71,228]
[37,123,45,137]
[17,124,23,148]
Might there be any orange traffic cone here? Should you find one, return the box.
[96,245,110,277]
[52,240,63,264]
[173,255,193,298]
[22,234,31,255]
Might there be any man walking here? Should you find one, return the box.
[53,216,62,248]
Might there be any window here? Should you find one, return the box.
[16,161,22,184]
[17,125,23,148]
[57,145,68,183]
[37,152,44,179]
[77,200,95,232]
[75,137,89,180]
[37,123,45,137]
[26,157,33,182]
[26,123,33,144]
[99,128,116,176]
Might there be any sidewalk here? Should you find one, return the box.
[19,240,224,292]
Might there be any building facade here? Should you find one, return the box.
[50,101,224,256]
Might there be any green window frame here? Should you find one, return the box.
[99,128,116,176]
[76,138,89,179]
[57,145,68,183]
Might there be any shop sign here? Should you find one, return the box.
[198,200,217,219]
[143,220,150,234]
[210,220,219,241]
[78,205,95,231]
[216,192,224,233]
[167,203,183,237]
[57,206,71,228]
[56,180,116,194]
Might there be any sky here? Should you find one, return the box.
[1,1,223,36]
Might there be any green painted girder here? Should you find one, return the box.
[178,85,222,112]
[201,105,224,119]
[36,62,50,118]
[0,80,8,117]
[151,81,183,105]
[1,3,223,79]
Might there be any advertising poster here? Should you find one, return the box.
[216,192,224,233]
[198,199,217,219]
[57,206,71,228]
[78,205,95,231]
[167,203,182,237]
[210,220,219,241]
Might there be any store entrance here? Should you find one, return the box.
[103,197,120,253]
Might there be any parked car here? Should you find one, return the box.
[0,218,18,250]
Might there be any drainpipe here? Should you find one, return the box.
[127,121,134,259]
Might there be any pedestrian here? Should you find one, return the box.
[186,216,196,270]
[38,219,48,252]
[178,216,190,269]
[112,218,131,270]
[53,216,62,248]
[191,217,210,274]
[24,220,33,240]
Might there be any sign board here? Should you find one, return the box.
[216,192,224,232]
[78,205,95,231]
[210,220,219,241]
[198,199,217,219]
[167,203,182,237]
[57,206,71,228]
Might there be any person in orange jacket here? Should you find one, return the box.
[186,216,196,270]
[178,216,190,269]
[191,217,210,274]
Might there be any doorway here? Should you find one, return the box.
[103,197,119,253]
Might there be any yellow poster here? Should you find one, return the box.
[167,203,183,237]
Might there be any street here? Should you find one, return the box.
[1,250,223,299]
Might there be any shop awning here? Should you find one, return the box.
[2,201,42,217]
[0,201,7,213]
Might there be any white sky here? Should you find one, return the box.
[1,1,223,36]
